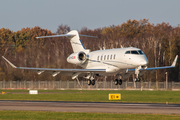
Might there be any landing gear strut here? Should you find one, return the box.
[135,66,141,82]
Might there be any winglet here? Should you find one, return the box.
[2,56,17,68]
[171,55,178,67]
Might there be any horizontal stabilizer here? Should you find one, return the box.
[79,34,98,38]
[36,34,75,39]
[36,33,98,39]
[36,30,98,52]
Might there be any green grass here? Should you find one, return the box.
[0,111,180,120]
[1,90,180,119]
[1,90,180,104]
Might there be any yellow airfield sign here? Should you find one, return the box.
[109,93,121,100]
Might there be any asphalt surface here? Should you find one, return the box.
[0,100,180,114]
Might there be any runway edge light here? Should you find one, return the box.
[109,93,121,100]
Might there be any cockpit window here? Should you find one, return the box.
[125,51,130,54]
[138,50,144,54]
[125,50,144,55]
[131,51,139,54]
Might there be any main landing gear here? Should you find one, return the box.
[86,74,96,86]
[88,79,95,86]
[114,79,122,85]
[114,75,123,85]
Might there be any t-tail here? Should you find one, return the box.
[36,30,97,53]
[66,30,85,52]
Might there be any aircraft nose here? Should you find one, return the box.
[140,59,148,65]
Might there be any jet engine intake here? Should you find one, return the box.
[67,51,87,65]
[78,52,86,61]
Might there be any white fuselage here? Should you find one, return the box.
[81,47,148,75]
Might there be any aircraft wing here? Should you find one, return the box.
[129,55,178,72]
[2,56,106,78]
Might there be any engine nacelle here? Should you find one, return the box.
[67,51,87,65]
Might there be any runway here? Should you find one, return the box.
[0,100,180,114]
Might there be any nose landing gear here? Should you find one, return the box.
[135,77,140,82]
[135,66,141,82]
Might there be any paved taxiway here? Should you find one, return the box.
[0,100,180,114]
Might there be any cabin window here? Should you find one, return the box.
[101,55,103,60]
[104,55,106,60]
[110,55,112,59]
[114,54,116,59]
[107,55,109,60]
[97,56,99,60]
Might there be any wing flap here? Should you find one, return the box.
[18,67,106,72]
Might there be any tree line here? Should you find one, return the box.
[0,19,180,82]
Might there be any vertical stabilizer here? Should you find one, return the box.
[67,30,85,52]
[36,30,97,53]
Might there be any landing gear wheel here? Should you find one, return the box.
[114,79,118,85]
[135,77,140,82]
[91,80,95,85]
[118,79,122,85]
[138,78,141,82]
[88,80,91,85]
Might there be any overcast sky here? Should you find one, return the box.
[0,0,180,33]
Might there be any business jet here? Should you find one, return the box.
[2,30,178,86]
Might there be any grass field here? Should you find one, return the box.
[0,111,180,120]
[1,90,180,120]
[0,89,180,103]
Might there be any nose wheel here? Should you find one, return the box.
[135,77,140,82]
[88,79,91,85]
[119,79,122,85]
